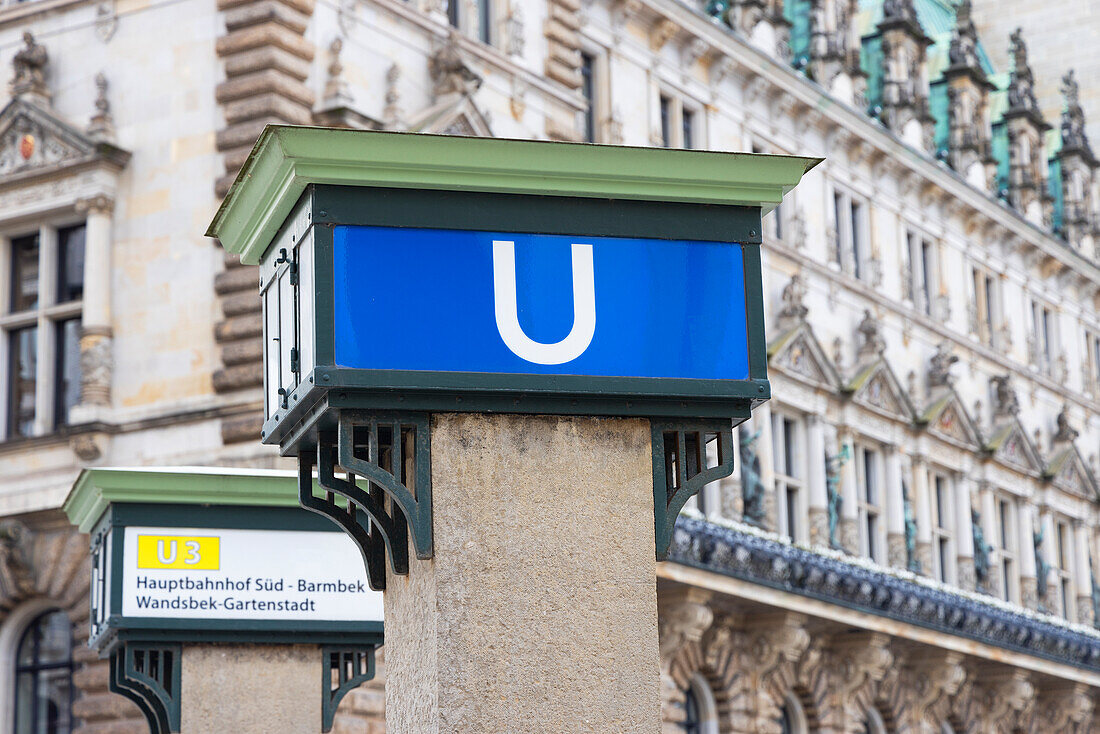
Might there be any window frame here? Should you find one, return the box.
[448,0,494,45]
[772,411,807,543]
[0,218,85,441]
[1029,298,1057,376]
[1053,518,1076,620]
[833,189,870,281]
[657,90,703,150]
[11,608,74,734]
[970,265,1001,348]
[929,470,955,585]
[995,495,1019,604]
[855,443,886,563]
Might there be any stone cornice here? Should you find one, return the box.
[638,0,1100,290]
[669,516,1100,676]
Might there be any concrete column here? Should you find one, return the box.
[806,416,828,547]
[76,196,114,408]
[385,414,660,733]
[1019,503,1038,609]
[1074,521,1094,625]
[180,644,319,733]
[912,457,933,575]
[954,473,975,590]
[837,428,858,554]
[885,447,905,569]
[754,402,777,532]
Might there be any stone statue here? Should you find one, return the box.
[902,480,919,572]
[948,0,978,69]
[1054,404,1080,443]
[972,509,991,584]
[857,309,885,359]
[928,341,958,388]
[825,444,850,550]
[1007,29,1038,113]
[429,33,482,97]
[777,274,809,329]
[739,426,766,527]
[10,32,49,100]
[991,374,1019,417]
[1034,528,1051,600]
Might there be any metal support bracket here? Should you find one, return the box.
[321,645,377,732]
[108,643,182,734]
[651,419,735,560]
[298,412,432,590]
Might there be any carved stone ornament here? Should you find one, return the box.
[88,72,114,141]
[79,331,113,406]
[429,34,482,98]
[505,3,526,57]
[990,374,1019,417]
[927,340,958,388]
[1007,28,1040,114]
[1054,403,1080,443]
[383,64,403,128]
[322,38,352,109]
[947,0,980,70]
[10,32,50,104]
[95,0,120,43]
[1060,70,1092,153]
[0,520,36,598]
[777,274,809,329]
[856,309,885,360]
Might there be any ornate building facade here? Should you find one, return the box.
[0,0,1099,731]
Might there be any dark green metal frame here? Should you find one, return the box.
[109,643,182,734]
[321,646,377,732]
[88,503,384,653]
[261,184,768,452]
[652,419,737,560]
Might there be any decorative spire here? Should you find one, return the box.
[87,72,114,141]
[9,32,50,105]
[1007,28,1040,115]
[1060,70,1092,155]
[947,0,980,71]
[881,0,918,25]
[876,0,933,148]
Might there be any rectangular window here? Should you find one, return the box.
[1085,331,1100,394]
[447,0,459,30]
[930,473,954,584]
[681,108,695,150]
[477,0,491,43]
[581,53,596,144]
[772,413,804,542]
[10,233,39,313]
[1031,300,1055,374]
[659,96,671,148]
[833,191,867,280]
[996,497,1018,603]
[8,327,36,438]
[1054,519,1074,620]
[2,222,85,440]
[971,267,999,346]
[856,445,884,563]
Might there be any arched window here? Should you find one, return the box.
[779,693,809,734]
[677,674,719,734]
[862,707,887,734]
[13,609,74,734]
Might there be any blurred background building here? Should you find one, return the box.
[1,0,1100,730]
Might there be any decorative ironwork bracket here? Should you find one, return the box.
[299,412,432,590]
[108,643,182,734]
[651,419,735,560]
[322,645,377,732]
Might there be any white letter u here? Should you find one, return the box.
[492,240,596,365]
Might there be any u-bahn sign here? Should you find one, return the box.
[208,128,819,454]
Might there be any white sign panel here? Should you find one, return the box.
[121,526,383,622]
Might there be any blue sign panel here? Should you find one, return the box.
[333,226,749,381]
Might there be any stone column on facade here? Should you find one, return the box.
[753,401,778,532]
[75,196,113,412]
[837,427,858,554]
[885,446,905,569]
[180,644,318,733]
[954,472,976,591]
[980,483,999,595]
[912,456,933,574]
[1074,521,1094,625]
[807,415,828,547]
[1018,502,1038,609]
[384,414,661,732]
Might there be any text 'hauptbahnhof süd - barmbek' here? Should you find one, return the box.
[3,0,1100,730]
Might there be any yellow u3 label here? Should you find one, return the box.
[137,535,220,570]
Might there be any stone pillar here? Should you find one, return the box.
[1074,521,1093,625]
[1019,502,1038,609]
[837,428,858,554]
[384,414,660,732]
[753,402,777,532]
[955,472,976,591]
[807,416,828,547]
[75,196,114,409]
[885,447,905,569]
[180,644,319,733]
[912,457,933,574]
[980,484,999,595]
